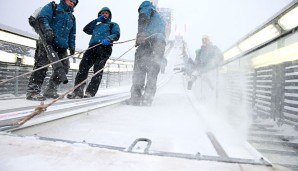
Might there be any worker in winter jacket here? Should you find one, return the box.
[67,7,120,99]
[125,1,166,106]
[26,0,78,101]
[187,35,224,90]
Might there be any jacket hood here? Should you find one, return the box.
[72,0,79,7]
[138,1,155,12]
[98,7,112,19]
[60,0,74,12]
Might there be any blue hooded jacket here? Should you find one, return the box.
[37,0,76,49]
[195,44,224,73]
[83,7,120,46]
[138,1,165,41]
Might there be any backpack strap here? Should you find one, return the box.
[51,1,57,15]
[151,9,156,17]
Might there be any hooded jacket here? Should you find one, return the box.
[37,0,76,49]
[195,44,224,73]
[138,1,165,41]
[83,7,120,46]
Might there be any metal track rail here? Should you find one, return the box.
[0,132,271,166]
[0,92,130,131]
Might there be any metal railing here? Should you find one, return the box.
[192,28,298,128]
[187,1,298,128]
[0,23,135,97]
[0,61,133,97]
[248,61,298,126]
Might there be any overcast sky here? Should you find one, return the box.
[0,0,293,59]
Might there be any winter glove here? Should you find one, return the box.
[136,32,147,47]
[44,30,55,44]
[96,15,107,22]
[101,38,111,46]
[69,48,75,55]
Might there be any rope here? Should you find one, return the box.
[114,38,136,44]
[17,45,136,127]
[0,38,136,86]
[6,33,160,128]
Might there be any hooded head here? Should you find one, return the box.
[138,1,155,13]
[60,0,78,11]
[98,7,112,19]
[202,35,212,46]
[71,0,79,7]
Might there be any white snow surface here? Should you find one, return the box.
[0,134,291,171]
[25,73,218,156]
[0,43,290,171]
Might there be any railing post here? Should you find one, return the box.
[252,69,257,110]
[271,63,285,121]
[127,64,133,85]
[14,55,22,96]
[106,66,110,88]
[14,66,19,96]
[72,70,76,86]
[118,64,121,86]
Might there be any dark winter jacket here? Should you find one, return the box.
[37,0,76,49]
[83,7,120,46]
[194,44,223,73]
[138,1,166,41]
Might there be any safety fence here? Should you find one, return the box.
[0,60,133,97]
[248,61,298,126]
[218,62,298,126]
[220,62,298,128]
[191,1,298,127]
[193,57,298,128]
[0,23,136,97]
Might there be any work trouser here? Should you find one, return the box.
[73,45,112,97]
[131,38,166,101]
[27,41,69,95]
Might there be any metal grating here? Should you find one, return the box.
[0,63,133,97]
[283,63,298,126]
[254,67,273,118]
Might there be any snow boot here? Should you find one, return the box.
[67,91,84,99]
[67,87,84,99]
[187,80,193,90]
[141,98,152,106]
[44,82,60,99]
[44,91,60,99]
[141,95,153,106]
[26,93,46,101]
[123,97,141,106]
[83,92,93,98]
